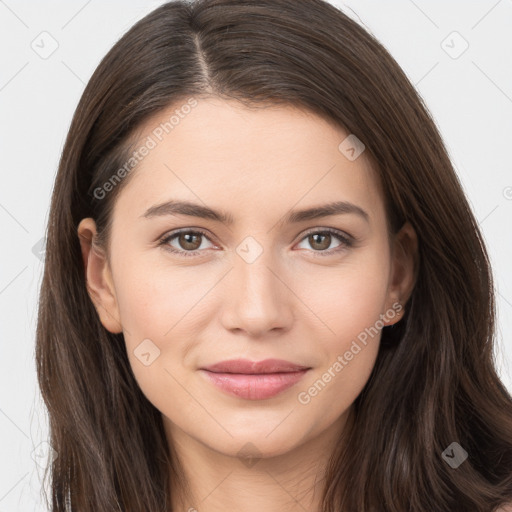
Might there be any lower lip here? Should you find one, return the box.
[200,369,309,400]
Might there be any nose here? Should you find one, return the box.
[219,249,294,338]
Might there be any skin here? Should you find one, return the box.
[78,97,418,512]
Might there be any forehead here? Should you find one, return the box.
[113,97,385,226]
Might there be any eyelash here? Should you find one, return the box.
[157,227,354,258]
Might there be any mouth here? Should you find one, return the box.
[199,358,311,400]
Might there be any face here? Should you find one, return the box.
[78,97,416,461]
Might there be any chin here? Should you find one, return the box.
[204,424,307,460]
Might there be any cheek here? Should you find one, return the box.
[111,255,215,398]
[295,340,379,434]
[112,251,201,339]
[293,280,385,429]
[111,259,201,417]
[294,249,390,341]
[292,252,388,413]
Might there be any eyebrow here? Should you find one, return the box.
[141,199,370,225]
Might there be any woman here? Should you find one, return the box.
[35,0,512,510]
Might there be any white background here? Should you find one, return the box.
[0,1,511,510]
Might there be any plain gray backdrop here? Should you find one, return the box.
[0,0,511,510]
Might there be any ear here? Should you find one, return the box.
[382,221,419,326]
[77,218,123,334]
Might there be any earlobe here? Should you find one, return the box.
[77,218,123,334]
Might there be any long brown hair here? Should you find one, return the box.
[35,0,512,510]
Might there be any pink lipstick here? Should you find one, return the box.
[199,358,310,400]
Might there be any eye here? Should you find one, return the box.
[295,228,353,256]
[158,229,216,258]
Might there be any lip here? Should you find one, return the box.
[199,358,311,400]
[201,358,310,374]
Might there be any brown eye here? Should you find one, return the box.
[159,229,215,257]
[177,232,202,251]
[296,228,353,256]
[308,233,332,251]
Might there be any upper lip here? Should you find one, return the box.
[201,358,310,374]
